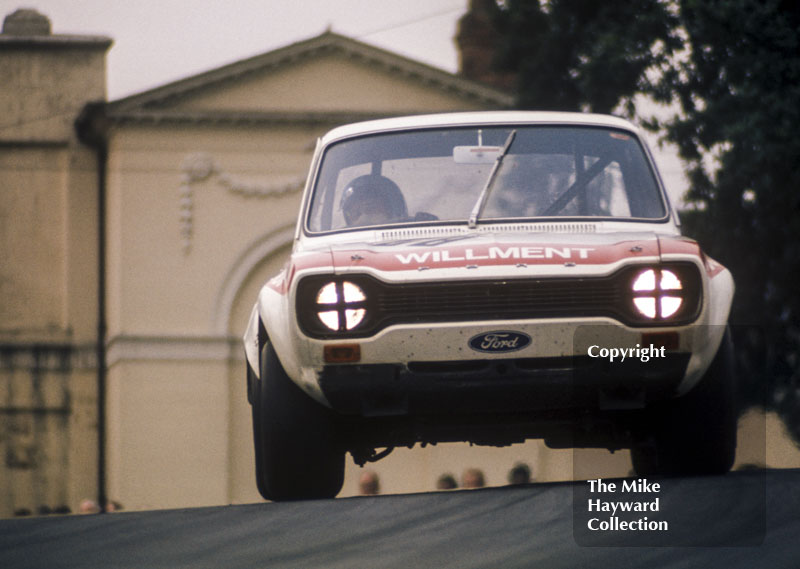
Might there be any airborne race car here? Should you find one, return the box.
[243,112,736,501]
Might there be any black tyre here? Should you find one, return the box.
[632,329,737,476]
[251,342,345,500]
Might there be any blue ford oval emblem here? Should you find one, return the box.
[469,331,531,353]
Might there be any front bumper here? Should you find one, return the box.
[319,352,691,417]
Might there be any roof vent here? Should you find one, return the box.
[2,8,52,36]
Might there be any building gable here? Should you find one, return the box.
[161,53,494,115]
[106,31,512,124]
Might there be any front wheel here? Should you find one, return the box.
[632,329,737,476]
[251,342,344,500]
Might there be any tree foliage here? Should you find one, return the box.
[493,0,682,113]
[492,0,800,438]
[649,0,800,433]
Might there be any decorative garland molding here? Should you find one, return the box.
[179,153,304,254]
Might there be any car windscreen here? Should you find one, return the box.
[306,125,667,233]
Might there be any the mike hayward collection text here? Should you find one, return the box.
[586,478,669,532]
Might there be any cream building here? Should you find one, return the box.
[90,27,522,511]
[0,8,110,516]
[2,7,797,517]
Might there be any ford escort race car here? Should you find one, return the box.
[243,111,736,501]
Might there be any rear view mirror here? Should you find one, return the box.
[453,146,502,164]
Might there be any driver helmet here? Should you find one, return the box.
[340,175,408,227]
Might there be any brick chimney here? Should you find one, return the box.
[455,0,515,92]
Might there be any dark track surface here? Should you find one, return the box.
[1,469,796,568]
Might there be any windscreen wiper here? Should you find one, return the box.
[468,129,516,229]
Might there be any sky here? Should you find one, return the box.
[0,0,467,99]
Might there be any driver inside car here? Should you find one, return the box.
[341,174,408,227]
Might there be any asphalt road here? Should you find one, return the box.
[1,469,795,569]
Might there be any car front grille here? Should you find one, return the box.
[375,278,621,322]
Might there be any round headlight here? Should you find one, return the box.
[631,268,683,320]
[315,281,367,331]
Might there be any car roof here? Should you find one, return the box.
[319,111,641,145]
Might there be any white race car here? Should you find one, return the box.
[243,111,736,501]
